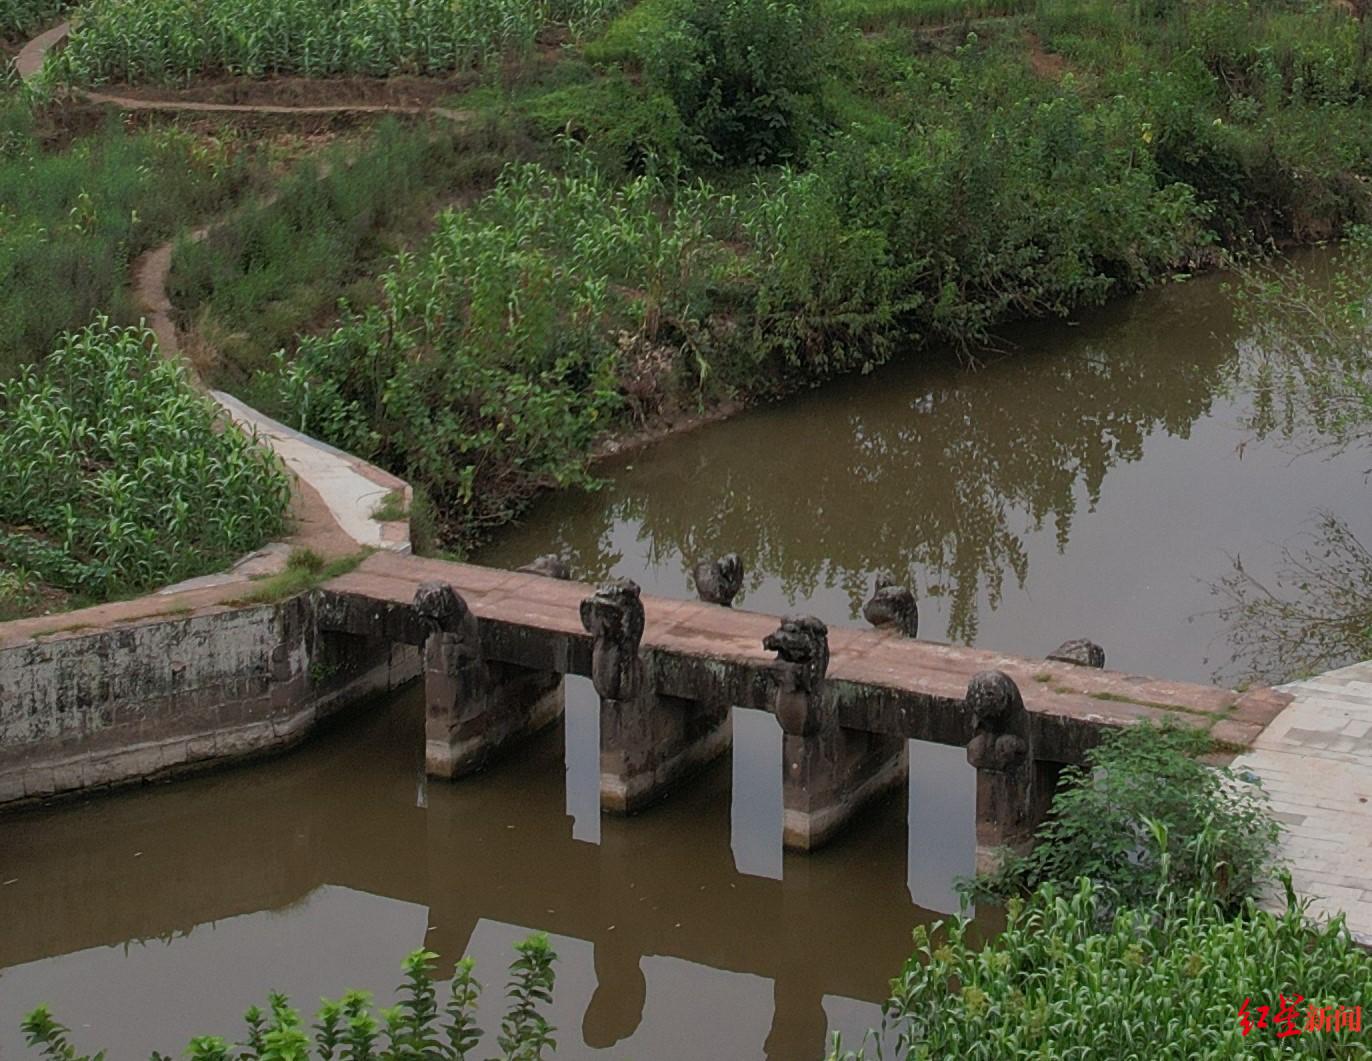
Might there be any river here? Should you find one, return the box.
[2,263,1367,1058]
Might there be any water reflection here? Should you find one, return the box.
[0,686,954,1060]
[479,269,1369,681]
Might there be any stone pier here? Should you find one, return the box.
[416,581,563,778]
[581,579,732,813]
[965,669,1057,872]
[766,615,908,851]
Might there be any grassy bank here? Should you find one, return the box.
[0,98,275,381]
[183,0,1370,552]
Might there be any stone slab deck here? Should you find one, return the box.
[323,552,1288,761]
[1233,661,1372,946]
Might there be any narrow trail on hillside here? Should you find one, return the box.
[17,21,470,366]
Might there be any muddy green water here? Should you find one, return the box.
[2,265,1369,1059]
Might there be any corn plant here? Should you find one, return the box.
[0,0,66,39]
[270,157,740,549]
[52,0,625,85]
[0,316,291,600]
[22,938,557,1060]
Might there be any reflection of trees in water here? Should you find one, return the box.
[1211,511,1372,685]
[544,319,1231,643]
[1214,250,1372,683]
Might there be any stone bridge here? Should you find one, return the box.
[316,551,1291,858]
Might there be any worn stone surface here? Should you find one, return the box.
[862,574,918,639]
[1232,660,1372,946]
[0,597,416,808]
[692,554,744,608]
[421,580,564,779]
[782,729,907,851]
[764,616,831,737]
[600,674,731,814]
[518,554,572,580]
[580,579,646,701]
[1047,639,1106,669]
[325,552,1272,766]
[965,670,1049,870]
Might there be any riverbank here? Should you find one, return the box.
[11,0,1372,560]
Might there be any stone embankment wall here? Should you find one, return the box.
[0,596,419,806]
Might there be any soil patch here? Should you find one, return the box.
[107,73,475,109]
[1026,31,1068,79]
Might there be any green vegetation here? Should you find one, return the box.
[23,937,558,1060]
[830,877,1372,1059]
[832,720,1367,1059]
[51,0,624,84]
[641,0,829,165]
[231,547,369,605]
[270,159,736,543]
[0,0,65,40]
[0,318,290,601]
[372,490,409,522]
[966,722,1279,915]
[167,115,536,389]
[0,109,257,380]
[196,0,1372,552]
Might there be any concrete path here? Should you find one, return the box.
[1233,661,1372,944]
[214,392,410,555]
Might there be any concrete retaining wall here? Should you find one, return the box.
[0,594,419,808]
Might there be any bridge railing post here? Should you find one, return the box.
[765,616,907,851]
[581,578,731,813]
[415,582,563,779]
[965,669,1054,873]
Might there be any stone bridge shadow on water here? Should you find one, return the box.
[0,679,980,1060]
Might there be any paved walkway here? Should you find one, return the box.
[214,393,410,554]
[1233,661,1372,945]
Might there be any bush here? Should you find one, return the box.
[642,0,829,166]
[830,878,1372,1060]
[0,317,291,598]
[23,937,557,1060]
[269,159,739,549]
[966,723,1279,915]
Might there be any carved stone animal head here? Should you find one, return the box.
[965,669,1025,732]
[966,670,1029,772]
[580,578,644,645]
[519,554,572,580]
[862,572,918,638]
[414,581,471,635]
[763,615,830,695]
[1046,638,1105,669]
[693,553,744,607]
[580,578,646,700]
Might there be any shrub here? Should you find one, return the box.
[966,722,1280,915]
[0,317,291,598]
[830,878,1372,1060]
[270,159,739,549]
[642,0,829,166]
[22,937,558,1060]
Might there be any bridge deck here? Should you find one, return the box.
[323,552,1290,763]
